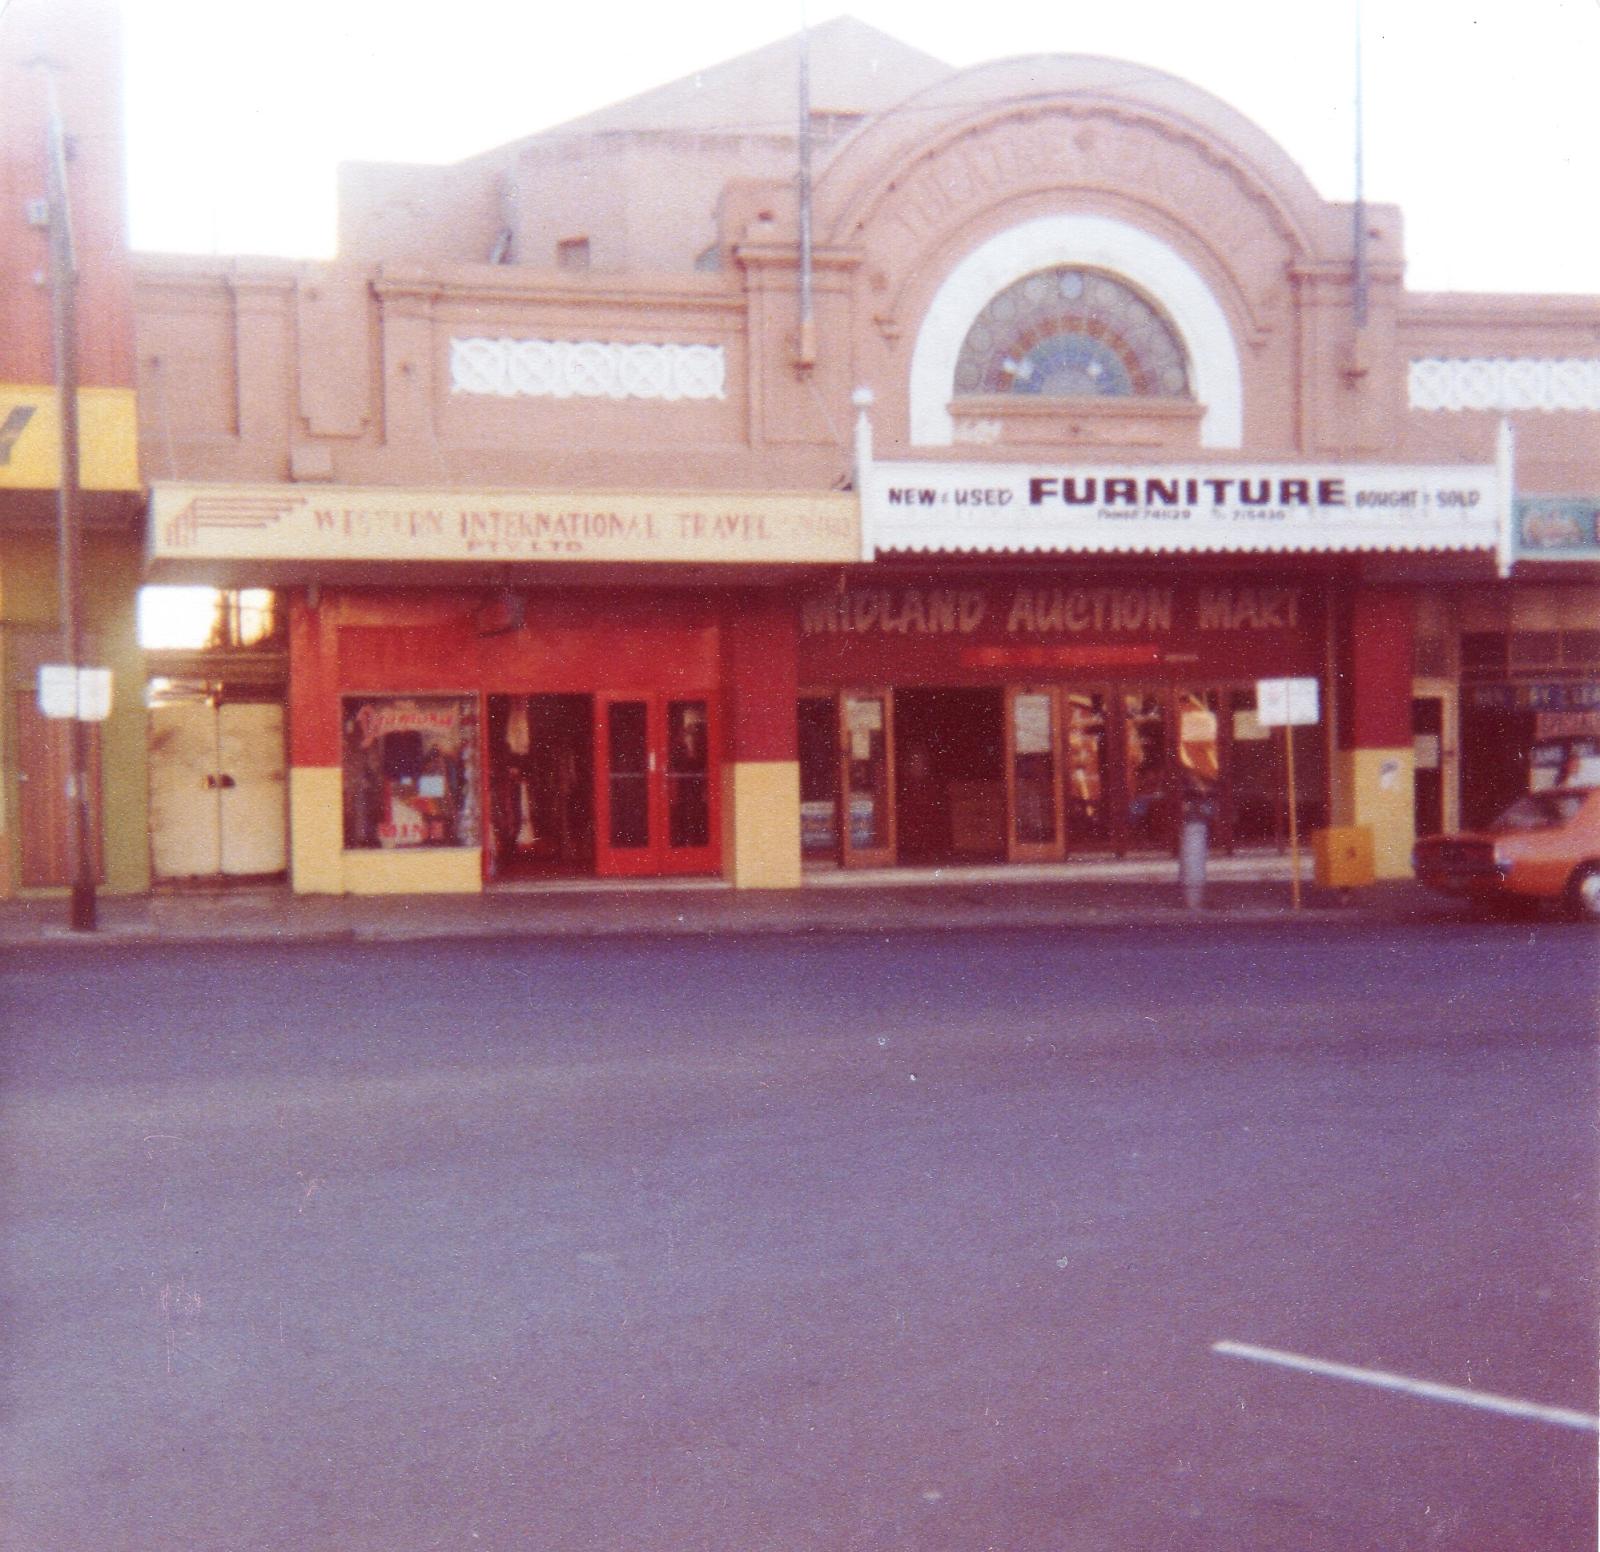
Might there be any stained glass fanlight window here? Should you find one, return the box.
[953,268,1190,399]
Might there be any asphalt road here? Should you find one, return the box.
[3,920,1596,1551]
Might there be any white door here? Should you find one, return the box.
[149,700,287,879]
[149,701,222,877]
[218,703,287,874]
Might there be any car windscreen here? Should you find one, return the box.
[1493,792,1586,831]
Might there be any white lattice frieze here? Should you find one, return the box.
[450,338,726,401]
[1409,357,1600,412]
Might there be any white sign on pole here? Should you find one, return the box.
[37,665,77,719]
[77,668,113,722]
[1256,677,1320,727]
[36,665,113,721]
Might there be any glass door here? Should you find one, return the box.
[1176,687,1223,843]
[1121,689,1173,851]
[1005,686,1063,862]
[1062,688,1112,851]
[661,697,716,875]
[594,693,719,877]
[596,696,654,877]
[839,689,895,868]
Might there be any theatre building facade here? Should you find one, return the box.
[133,22,1600,894]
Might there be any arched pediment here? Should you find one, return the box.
[804,55,1344,452]
[815,54,1327,264]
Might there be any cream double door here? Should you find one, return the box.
[149,700,287,879]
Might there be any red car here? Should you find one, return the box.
[1413,786,1600,920]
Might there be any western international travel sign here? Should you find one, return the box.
[864,460,1505,558]
[148,483,859,570]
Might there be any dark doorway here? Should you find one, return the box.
[488,693,595,877]
[1459,703,1532,830]
[798,695,840,861]
[1411,696,1445,839]
[893,687,1005,864]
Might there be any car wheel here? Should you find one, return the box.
[1567,863,1600,922]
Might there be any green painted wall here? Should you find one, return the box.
[1,528,149,894]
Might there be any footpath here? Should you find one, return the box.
[0,856,1455,950]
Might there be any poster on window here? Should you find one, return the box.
[342,694,480,849]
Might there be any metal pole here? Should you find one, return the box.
[1286,723,1301,911]
[42,65,96,931]
[1351,0,1368,330]
[795,7,815,369]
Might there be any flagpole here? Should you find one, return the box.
[41,62,97,931]
[795,1,815,370]
[1352,0,1368,330]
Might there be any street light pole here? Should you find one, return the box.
[41,62,96,931]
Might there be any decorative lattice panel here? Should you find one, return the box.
[1409,358,1600,413]
[450,338,727,402]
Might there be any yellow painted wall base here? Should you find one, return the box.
[1334,747,1415,879]
[289,767,345,893]
[342,847,483,895]
[722,760,801,889]
[291,766,484,893]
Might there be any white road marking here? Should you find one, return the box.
[1212,1340,1599,1433]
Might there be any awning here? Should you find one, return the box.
[863,459,1505,561]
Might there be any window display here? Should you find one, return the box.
[342,695,480,849]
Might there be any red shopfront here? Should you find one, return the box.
[795,572,1330,868]
[289,587,725,883]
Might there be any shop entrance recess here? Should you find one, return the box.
[801,682,1327,868]
[839,689,895,868]
[595,693,718,877]
[489,694,595,878]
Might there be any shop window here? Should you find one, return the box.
[1508,631,1560,671]
[342,695,480,850]
[1460,632,1508,678]
[1225,688,1328,849]
[954,268,1190,398]
[1064,690,1111,845]
[1562,630,1600,671]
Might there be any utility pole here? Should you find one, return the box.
[1351,0,1368,331]
[40,61,96,931]
[794,7,815,371]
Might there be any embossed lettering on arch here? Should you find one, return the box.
[909,215,1243,449]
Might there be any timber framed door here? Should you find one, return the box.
[1004,686,1065,863]
[839,688,895,869]
[594,693,719,877]
[15,692,103,887]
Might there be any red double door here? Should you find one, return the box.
[593,693,719,877]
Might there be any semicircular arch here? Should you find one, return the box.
[909,213,1243,448]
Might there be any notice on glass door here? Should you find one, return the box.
[1013,693,1053,754]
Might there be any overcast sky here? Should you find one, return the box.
[120,0,1599,295]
